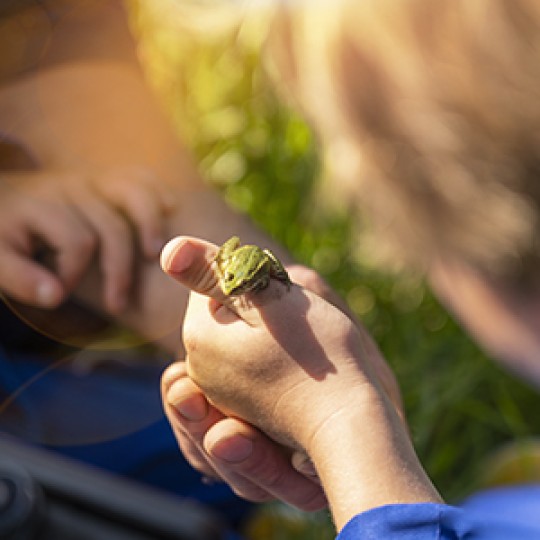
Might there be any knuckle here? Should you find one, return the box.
[106,215,130,241]
[288,265,324,290]
[182,326,199,356]
[182,315,207,359]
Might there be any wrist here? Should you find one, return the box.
[302,386,442,531]
[268,358,378,450]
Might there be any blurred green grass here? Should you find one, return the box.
[129,2,540,537]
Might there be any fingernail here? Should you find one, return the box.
[36,281,61,308]
[292,452,319,478]
[211,435,254,464]
[160,238,193,275]
[169,382,208,422]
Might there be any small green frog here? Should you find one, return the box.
[214,236,291,296]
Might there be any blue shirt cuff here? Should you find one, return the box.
[336,500,540,540]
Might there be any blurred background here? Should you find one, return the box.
[124,1,540,537]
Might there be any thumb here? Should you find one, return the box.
[160,236,228,304]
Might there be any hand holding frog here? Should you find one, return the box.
[163,236,385,443]
[161,235,340,509]
[160,236,440,528]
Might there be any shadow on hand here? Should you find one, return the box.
[245,282,339,382]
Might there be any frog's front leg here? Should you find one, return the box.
[264,249,292,290]
[216,236,241,266]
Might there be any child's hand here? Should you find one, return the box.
[160,236,407,515]
[161,236,398,447]
[0,166,174,313]
[161,360,328,511]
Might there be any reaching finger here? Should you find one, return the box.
[95,169,169,259]
[25,199,97,293]
[69,183,133,313]
[0,243,64,307]
[0,202,91,304]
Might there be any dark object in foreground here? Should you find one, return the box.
[0,435,225,540]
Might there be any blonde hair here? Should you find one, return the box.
[268,0,540,281]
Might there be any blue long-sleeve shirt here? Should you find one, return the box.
[338,485,540,539]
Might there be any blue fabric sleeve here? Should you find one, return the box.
[337,496,540,540]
